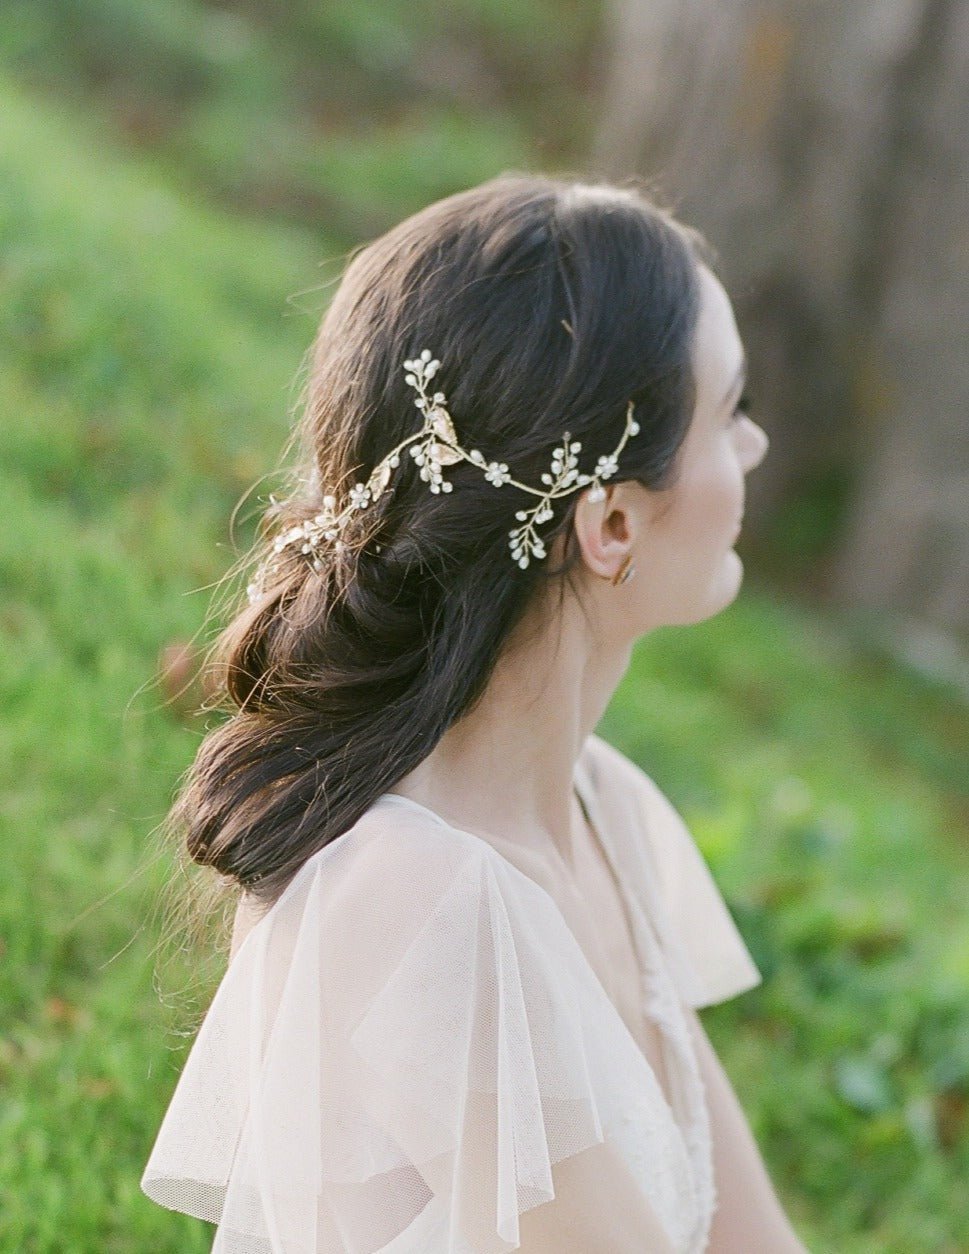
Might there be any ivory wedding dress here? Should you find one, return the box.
[141,733,761,1252]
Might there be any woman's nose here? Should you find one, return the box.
[745,419,769,470]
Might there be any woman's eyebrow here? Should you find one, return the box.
[721,351,748,409]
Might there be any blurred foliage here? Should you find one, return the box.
[606,600,969,1248]
[0,4,968,1249]
[0,75,320,1247]
[0,0,599,238]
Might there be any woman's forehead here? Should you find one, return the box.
[693,266,744,409]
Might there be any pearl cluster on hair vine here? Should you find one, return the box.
[246,349,640,603]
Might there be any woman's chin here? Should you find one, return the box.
[646,550,745,630]
[703,550,745,619]
[722,545,745,587]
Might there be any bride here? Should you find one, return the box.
[141,173,806,1253]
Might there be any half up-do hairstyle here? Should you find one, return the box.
[167,173,716,915]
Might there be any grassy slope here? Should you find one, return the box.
[1,72,967,1252]
[0,75,322,1250]
[0,0,594,238]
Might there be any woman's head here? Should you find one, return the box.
[250,176,712,605]
[573,258,768,635]
[171,172,762,908]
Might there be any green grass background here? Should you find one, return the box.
[1,12,968,1250]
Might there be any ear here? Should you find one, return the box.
[570,483,637,579]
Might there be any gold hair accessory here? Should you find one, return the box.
[247,349,640,602]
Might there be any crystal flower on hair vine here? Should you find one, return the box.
[246,349,640,603]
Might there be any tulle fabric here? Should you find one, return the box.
[141,735,762,1253]
[575,734,762,1014]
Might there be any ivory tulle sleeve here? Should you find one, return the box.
[635,774,762,1009]
[141,801,707,1252]
[580,735,762,1012]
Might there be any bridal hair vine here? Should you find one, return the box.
[246,349,641,603]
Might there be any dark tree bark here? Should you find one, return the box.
[592,0,969,637]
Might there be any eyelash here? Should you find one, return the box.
[730,390,753,423]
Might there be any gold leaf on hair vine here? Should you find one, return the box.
[246,348,640,602]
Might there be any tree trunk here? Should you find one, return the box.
[592,0,969,637]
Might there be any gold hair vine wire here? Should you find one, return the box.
[247,349,640,603]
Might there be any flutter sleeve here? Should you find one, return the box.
[581,734,762,1012]
[140,803,703,1252]
[629,762,763,1010]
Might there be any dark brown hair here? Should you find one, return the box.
[166,173,715,916]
